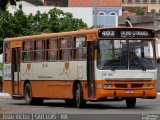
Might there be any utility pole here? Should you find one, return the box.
[93,0,97,27]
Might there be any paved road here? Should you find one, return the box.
[0,96,160,120]
[0,96,160,114]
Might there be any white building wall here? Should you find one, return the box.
[0,54,2,63]
[157,38,160,58]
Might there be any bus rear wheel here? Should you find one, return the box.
[24,83,44,105]
[24,83,39,105]
[126,98,136,108]
[75,83,86,108]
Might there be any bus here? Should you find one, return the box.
[3,27,157,108]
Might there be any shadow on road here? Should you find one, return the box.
[10,100,149,110]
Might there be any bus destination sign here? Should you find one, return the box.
[98,28,155,38]
[120,30,149,38]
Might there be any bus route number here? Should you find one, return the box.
[103,72,113,77]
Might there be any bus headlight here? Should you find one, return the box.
[145,83,155,88]
[103,84,113,89]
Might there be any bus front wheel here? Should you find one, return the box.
[126,98,136,108]
[75,83,86,108]
[65,99,76,106]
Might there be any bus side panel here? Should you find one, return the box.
[3,63,12,95]
[3,81,12,95]
[21,61,88,99]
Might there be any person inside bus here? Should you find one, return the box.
[128,51,143,68]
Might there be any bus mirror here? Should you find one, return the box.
[94,41,99,49]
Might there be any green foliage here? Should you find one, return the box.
[0,7,87,54]
[0,63,2,70]
[136,8,145,15]
[0,0,16,11]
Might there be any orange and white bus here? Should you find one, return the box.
[3,27,157,108]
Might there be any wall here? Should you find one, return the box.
[118,15,154,26]
[154,13,160,31]
[44,0,68,7]
[122,4,160,12]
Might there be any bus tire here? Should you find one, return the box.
[126,98,136,108]
[35,98,44,105]
[75,83,86,108]
[65,99,76,107]
[24,83,36,105]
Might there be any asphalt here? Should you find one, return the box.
[0,92,159,99]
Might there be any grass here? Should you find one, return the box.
[0,62,2,70]
[0,63,2,70]
[0,76,2,92]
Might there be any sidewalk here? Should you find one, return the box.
[0,92,11,99]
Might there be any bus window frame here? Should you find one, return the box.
[46,38,58,62]
[22,40,33,63]
[34,39,45,62]
[59,37,73,61]
[73,36,87,61]
[4,42,11,63]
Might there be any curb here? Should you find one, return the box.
[0,93,11,99]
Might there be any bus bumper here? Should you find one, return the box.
[95,88,157,100]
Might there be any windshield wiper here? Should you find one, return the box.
[104,59,119,71]
[134,55,146,71]
[111,63,120,71]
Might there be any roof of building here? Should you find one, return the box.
[16,1,35,7]
[68,0,122,7]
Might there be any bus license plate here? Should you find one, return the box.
[126,90,135,94]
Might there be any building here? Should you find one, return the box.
[122,0,160,13]
[43,0,68,7]
[68,0,122,27]
[16,1,35,7]
[68,0,122,16]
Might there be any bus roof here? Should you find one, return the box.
[4,28,98,42]
[4,27,155,42]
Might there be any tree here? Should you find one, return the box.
[0,7,87,54]
[0,0,16,11]
[136,8,145,15]
[20,0,43,6]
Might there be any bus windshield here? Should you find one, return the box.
[97,40,156,70]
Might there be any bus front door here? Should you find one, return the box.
[87,42,95,99]
[11,48,21,95]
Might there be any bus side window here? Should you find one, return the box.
[73,37,86,60]
[46,38,58,61]
[22,41,33,62]
[4,43,11,63]
[59,37,72,61]
[34,40,45,61]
